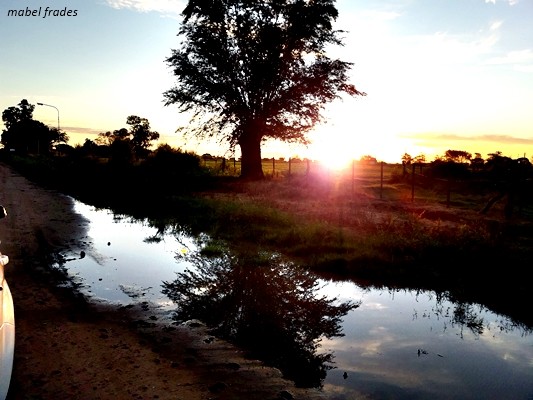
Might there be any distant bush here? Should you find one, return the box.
[426,160,471,180]
[144,144,202,174]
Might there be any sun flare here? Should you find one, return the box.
[307,130,357,171]
[316,147,353,170]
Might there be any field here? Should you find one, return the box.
[201,158,525,216]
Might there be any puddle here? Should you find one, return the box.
[57,199,533,399]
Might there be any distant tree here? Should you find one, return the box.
[80,138,98,152]
[444,150,472,164]
[73,138,109,158]
[470,153,484,171]
[401,153,413,165]
[96,128,129,146]
[164,0,366,180]
[360,155,377,164]
[413,154,426,164]
[54,143,75,156]
[95,117,158,159]
[126,115,160,158]
[485,152,513,178]
[1,99,67,153]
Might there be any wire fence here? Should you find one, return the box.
[202,157,533,217]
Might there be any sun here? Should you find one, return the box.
[317,147,353,170]
[307,131,356,171]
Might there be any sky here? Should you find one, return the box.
[1,0,532,164]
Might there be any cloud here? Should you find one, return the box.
[490,20,503,31]
[104,0,185,17]
[404,133,533,145]
[486,49,533,72]
[485,0,519,4]
[62,126,103,136]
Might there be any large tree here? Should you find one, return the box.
[164,0,365,179]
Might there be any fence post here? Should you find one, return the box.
[411,164,415,202]
[288,157,292,177]
[306,158,310,176]
[352,159,355,196]
[446,180,451,208]
[272,157,275,177]
[380,161,384,200]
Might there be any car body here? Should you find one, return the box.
[0,253,13,399]
[0,205,13,399]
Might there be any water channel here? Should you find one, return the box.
[57,199,533,400]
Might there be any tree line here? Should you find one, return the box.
[1,99,162,162]
[401,149,532,180]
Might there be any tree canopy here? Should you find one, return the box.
[164,0,365,179]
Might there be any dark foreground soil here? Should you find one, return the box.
[0,162,324,400]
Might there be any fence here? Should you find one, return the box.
[203,157,408,199]
[201,157,312,177]
[202,157,533,217]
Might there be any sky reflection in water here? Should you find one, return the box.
[319,282,533,399]
[62,200,533,399]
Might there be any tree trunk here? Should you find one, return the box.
[239,133,264,180]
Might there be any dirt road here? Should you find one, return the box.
[0,163,323,400]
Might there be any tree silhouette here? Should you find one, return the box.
[1,99,67,153]
[96,128,129,146]
[2,99,34,130]
[127,115,160,158]
[164,0,365,179]
[444,149,472,164]
[95,116,159,160]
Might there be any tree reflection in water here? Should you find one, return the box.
[162,250,358,388]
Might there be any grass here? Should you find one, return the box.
[189,175,497,273]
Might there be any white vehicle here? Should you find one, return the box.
[0,206,13,399]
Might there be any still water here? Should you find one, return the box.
[60,199,533,400]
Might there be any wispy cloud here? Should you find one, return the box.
[490,20,503,31]
[486,49,533,72]
[485,0,519,5]
[404,133,533,145]
[104,0,185,17]
[63,126,103,136]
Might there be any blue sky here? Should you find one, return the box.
[1,0,532,163]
